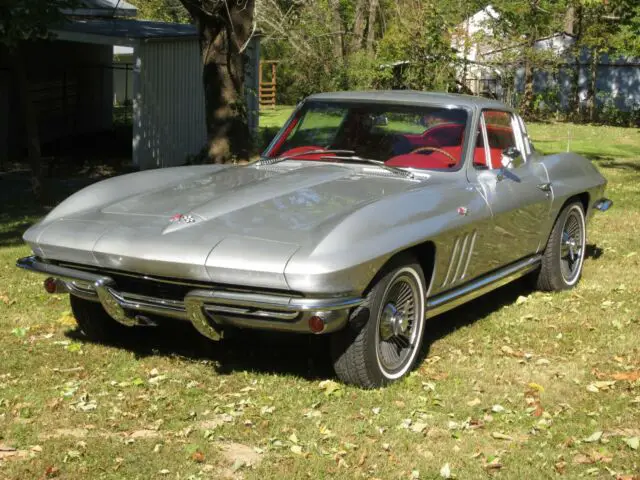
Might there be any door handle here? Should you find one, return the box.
[537,182,552,192]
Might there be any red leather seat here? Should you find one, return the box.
[386,146,462,169]
[403,123,465,149]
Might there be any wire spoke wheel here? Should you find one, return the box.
[559,207,585,285]
[376,271,421,375]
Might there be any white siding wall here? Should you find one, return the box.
[133,39,206,169]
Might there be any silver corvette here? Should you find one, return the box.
[18,91,611,388]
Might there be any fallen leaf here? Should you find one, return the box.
[573,454,594,465]
[467,398,481,407]
[573,453,595,465]
[624,437,639,450]
[440,463,451,479]
[491,432,513,441]
[611,371,640,382]
[290,445,303,455]
[491,404,505,413]
[583,431,603,443]
[318,380,342,396]
[411,422,428,433]
[191,451,205,463]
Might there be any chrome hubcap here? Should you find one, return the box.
[377,272,420,374]
[560,209,584,283]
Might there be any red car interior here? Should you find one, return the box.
[269,116,516,171]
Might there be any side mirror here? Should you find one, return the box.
[501,146,523,167]
[497,147,523,180]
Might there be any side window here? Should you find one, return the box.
[482,110,518,169]
[473,124,488,169]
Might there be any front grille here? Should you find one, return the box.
[108,274,191,301]
[52,260,303,301]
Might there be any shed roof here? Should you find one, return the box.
[62,0,138,18]
[53,18,198,46]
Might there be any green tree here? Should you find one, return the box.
[377,0,461,91]
[0,0,76,196]
[487,0,569,116]
[128,0,189,23]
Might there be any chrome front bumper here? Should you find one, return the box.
[16,256,362,339]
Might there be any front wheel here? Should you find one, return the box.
[70,295,131,342]
[535,201,587,291]
[330,256,427,388]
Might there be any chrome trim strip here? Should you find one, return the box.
[442,237,460,287]
[426,255,542,319]
[186,289,364,312]
[17,256,105,285]
[460,230,477,281]
[203,305,299,321]
[453,234,469,283]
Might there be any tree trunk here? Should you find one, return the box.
[184,0,255,163]
[520,35,537,117]
[366,0,379,54]
[10,46,42,198]
[329,0,345,60]
[348,0,367,54]
[521,56,535,116]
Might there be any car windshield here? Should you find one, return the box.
[264,101,470,170]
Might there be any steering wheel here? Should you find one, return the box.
[410,146,458,165]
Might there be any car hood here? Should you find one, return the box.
[27,163,422,288]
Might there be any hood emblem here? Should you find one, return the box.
[170,213,197,224]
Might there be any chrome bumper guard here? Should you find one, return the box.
[16,256,360,339]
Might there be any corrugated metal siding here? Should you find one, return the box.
[134,39,206,169]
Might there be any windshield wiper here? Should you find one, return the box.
[257,149,356,166]
[319,155,415,179]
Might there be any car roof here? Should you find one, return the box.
[305,90,513,111]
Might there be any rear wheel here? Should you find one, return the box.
[535,201,586,291]
[70,295,130,342]
[330,256,426,388]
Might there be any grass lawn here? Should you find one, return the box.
[1,116,639,479]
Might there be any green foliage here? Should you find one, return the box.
[0,0,76,49]
[127,0,190,23]
[377,0,459,91]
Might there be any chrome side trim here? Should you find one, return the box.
[441,237,460,287]
[17,256,105,285]
[426,255,542,319]
[460,230,477,281]
[186,289,364,312]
